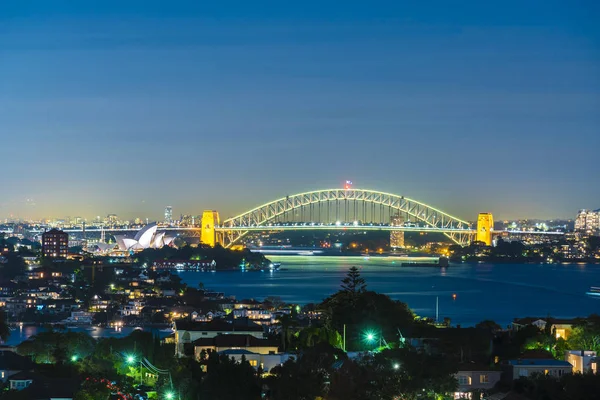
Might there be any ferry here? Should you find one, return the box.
[586,287,600,297]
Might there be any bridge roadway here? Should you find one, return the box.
[49,225,564,236]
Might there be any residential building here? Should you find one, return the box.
[174,319,264,357]
[512,317,581,340]
[217,349,295,373]
[233,308,273,325]
[193,334,279,360]
[503,359,572,380]
[42,229,68,258]
[454,365,501,398]
[0,351,35,383]
[565,350,597,374]
[575,209,600,236]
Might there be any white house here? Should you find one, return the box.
[565,350,598,374]
[174,319,264,356]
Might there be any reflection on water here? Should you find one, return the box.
[6,256,599,344]
[177,256,600,327]
[5,325,172,346]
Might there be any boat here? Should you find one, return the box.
[269,262,281,271]
[586,287,600,297]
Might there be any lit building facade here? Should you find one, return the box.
[164,206,173,225]
[575,209,600,236]
[42,228,68,258]
[390,214,405,248]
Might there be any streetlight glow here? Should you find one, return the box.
[126,355,135,364]
[71,355,78,362]
[363,330,376,343]
[165,391,175,400]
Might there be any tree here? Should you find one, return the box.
[0,309,10,343]
[277,314,299,351]
[340,266,366,294]
[200,352,261,400]
[266,343,342,400]
[475,320,502,333]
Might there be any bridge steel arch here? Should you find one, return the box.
[216,189,474,248]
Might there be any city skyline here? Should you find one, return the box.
[2,1,599,221]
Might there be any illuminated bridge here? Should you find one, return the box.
[211,189,476,248]
[50,188,564,249]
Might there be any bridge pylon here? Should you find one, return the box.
[476,212,494,246]
[200,210,220,247]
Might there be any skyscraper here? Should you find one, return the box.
[164,206,173,225]
[390,214,405,248]
[575,209,600,236]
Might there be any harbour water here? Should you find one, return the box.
[179,256,600,327]
[5,256,599,345]
[4,325,173,347]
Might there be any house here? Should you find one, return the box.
[119,300,145,316]
[565,350,598,374]
[512,317,582,340]
[217,349,294,373]
[233,308,273,325]
[7,371,79,399]
[5,295,37,316]
[193,334,279,360]
[234,299,263,309]
[454,364,502,399]
[503,359,572,380]
[0,350,35,383]
[174,318,265,356]
[89,294,111,312]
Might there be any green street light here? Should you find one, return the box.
[126,355,136,364]
[363,330,376,343]
[71,355,78,362]
[165,391,175,400]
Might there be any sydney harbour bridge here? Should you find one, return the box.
[59,187,562,249]
[209,188,476,248]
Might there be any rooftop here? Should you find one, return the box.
[506,359,573,367]
[193,334,278,348]
[175,318,263,332]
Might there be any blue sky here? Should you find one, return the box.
[1,1,599,221]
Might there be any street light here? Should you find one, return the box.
[164,391,175,400]
[363,329,383,349]
[126,355,136,364]
[393,363,400,370]
[71,355,78,362]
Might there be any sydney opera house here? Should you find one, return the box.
[114,223,175,251]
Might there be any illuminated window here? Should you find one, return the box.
[479,374,489,383]
[249,360,258,367]
[458,375,470,385]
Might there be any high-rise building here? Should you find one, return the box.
[390,214,405,248]
[164,206,173,225]
[575,209,600,236]
[42,228,69,258]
